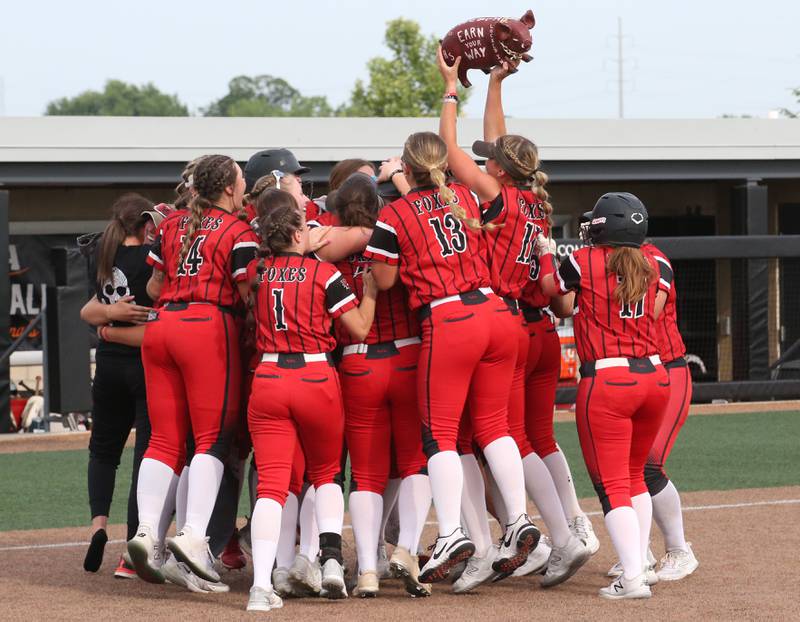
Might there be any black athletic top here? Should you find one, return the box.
[94,244,153,356]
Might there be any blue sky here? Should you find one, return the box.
[1,0,797,118]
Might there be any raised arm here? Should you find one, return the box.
[484,61,519,142]
[437,46,501,204]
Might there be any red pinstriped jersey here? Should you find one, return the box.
[482,186,549,300]
[363,184,490,310]
[309,212,419,345]
[556,246,669,362]
[643,244,686,362]
[248,253,358,354]
[147,206,258,309]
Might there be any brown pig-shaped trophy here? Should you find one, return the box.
[441,10,535,87]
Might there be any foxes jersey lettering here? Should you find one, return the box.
[147,206,258,308]
[249,253,358,353]
[643,244,686,362]
[363,183,490,310]
[481,186,548,300]
[556,246,667,362]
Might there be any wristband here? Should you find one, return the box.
[444,91,458,99]
[443,95,459,105]
[389,169,403,180]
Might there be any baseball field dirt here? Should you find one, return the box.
[1,485,798,621]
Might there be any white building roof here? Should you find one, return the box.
[1,117,799,163]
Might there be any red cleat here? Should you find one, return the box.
[221,530,247,570]
[114,555,137,579]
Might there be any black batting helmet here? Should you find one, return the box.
[585,192,648,248]
[244,149,310,193]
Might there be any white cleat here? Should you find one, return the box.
[510,537,552,578]
[127,525,165,584]
[419,528,476,584]
[246,586,284,612]
[353,570,379,598]
[163,553,230,593]
[599,573,652,600]
[289,554,322,596]
[452,545,499,594]
[492,514,540,575]
[608,548,657,578]
[541,535,591,588]
[389,546,431,598]
[321,558,348,599]
[657,543,699,581]
[569,515,600,555]
[167,525,220,583]
[377,544,391,580]
[272,567,295,597]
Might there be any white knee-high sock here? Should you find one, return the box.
[397,474,432,553]
[482,436,527,520]
[459,454,492,557]
[136,458,176,536]
[184,454,224,536]
[299,486,319,559]
[175,465,190,531]
[521,453,571,548]
[485,468,508,526]
[157,472,179,541]
[631,492,653,566]
[427,451,464,536]
[604,506,642,580]
[251,498,282,590]
[275,492,299,569]
[349,491,383,572]
[315,483,344,535]
[652,480,687,552]
[380,477,401,543]
[542,447,585,520]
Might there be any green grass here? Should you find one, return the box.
[1,411,798,532]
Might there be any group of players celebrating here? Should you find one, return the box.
[81,49,698,611]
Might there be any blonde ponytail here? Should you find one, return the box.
[607,247,655,305]
[532,169,553,228]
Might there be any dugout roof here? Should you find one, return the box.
[1,117,799,185]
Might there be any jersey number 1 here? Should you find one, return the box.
[272,289,288,331]
[429,214,467,257]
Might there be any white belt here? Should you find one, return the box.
[429,287,494,309]
[342,336,421,356]
[261,352,329,364]
[594,354,662,370]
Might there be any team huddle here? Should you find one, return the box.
[81,50,698,611]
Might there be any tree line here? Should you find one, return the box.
[45,19,469,118]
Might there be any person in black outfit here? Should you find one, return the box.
[80,194,160,575]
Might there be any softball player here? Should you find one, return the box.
[364,131,538,584]
[437,51,589,590]
[540,192,670,599]
[326,173,432,598]
[246,188,378,611]
[128,155,258,585]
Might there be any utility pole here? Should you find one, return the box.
[617,17,624,119]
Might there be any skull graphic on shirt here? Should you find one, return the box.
[100,266,130,305]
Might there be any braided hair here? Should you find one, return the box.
[495,135,553,227]
[331,172,382,228]
[251,189,303,293]
[402,132,498,232]
[177,155,236,270]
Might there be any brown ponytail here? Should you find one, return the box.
[251,189,303,293]
[332,172,382,228]
[97,193,152,285]
[607,247,655,305]
[178,155,236,269]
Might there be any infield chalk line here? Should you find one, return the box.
[1,497,798,553]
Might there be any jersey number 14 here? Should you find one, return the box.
[176,235,206,277]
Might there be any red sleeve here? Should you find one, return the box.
[324,266,358,318]
[363,209,400,266]
[231,227,259,283]
[305,200,320,222]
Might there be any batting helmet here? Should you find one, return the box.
[585,192,648,248]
